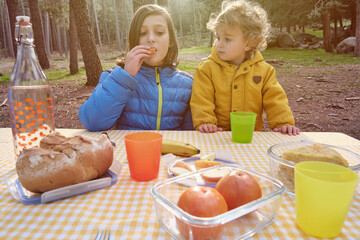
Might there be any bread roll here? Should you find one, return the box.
[16,132,114,193]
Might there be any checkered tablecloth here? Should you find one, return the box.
[0,128,359,239]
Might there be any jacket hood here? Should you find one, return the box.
[207,44,264,68]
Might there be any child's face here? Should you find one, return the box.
[139,15,170,67]
[215,25,251,66]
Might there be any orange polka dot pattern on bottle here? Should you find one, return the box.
[8,85,55,158]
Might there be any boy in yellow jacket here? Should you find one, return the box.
[190,0,300,135]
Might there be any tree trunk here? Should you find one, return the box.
[101,0,105,43]
[158,0,168,6]
[43,11,51,58]
[1,3,9,58]
[355,0,360,57]
[322,10,333,53]
[102,1,111,46]
[124,0,131,48]
[69,4,79,74]
[92,0,103,54]
[56,26,63,57]
[113,0,122,50]
[333,8,338,46]
[133,0,153,12]
[286,24,291,34]
[192,0,197,46]
[28,0,50,69]
[199,0,202,40]
[49,17,54,53]
[350,0,357,36]
[20,0,25,15]
[128,0,133,18]
[5,0,17,57]
[62,27,68,58]
[4,2,15,58]
[50,18,57,53]
[70,0,102,86]
[177,0,184,48]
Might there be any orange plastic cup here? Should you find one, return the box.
[124,132,163,181]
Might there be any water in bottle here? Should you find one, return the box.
[8,16,55,159]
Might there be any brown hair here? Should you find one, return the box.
[207,0,270,58]
[117,4,178,68]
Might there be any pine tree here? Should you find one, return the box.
[70,0,102,86]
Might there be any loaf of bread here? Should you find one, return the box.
[16,132,114,193]
[280,143,349,182]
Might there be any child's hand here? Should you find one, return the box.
[198,125,223,133]
[124,45,152,77]
[273,126,300,136]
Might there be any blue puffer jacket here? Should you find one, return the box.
[79,65,194,131]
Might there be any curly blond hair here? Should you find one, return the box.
[207,0,270,57]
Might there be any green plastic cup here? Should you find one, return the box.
[295,161,358,238]
[230,112,257,143]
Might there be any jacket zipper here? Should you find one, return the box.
[155,67,163,130]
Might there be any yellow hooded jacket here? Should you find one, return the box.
[190,47,295,131]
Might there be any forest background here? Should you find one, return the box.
[0,0,359,140]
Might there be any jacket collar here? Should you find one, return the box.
[140,64,175,77]
[207,44,264,69]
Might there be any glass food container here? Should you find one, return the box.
[151,164,286,239]
[267,141,360,195]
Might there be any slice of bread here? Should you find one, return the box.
[280,143,349,183]
[282,143,348,167]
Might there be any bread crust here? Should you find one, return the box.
[16,132,114,193]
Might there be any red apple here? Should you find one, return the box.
[215,170,262,210]
[176,186,228,240]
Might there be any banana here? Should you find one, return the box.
[162,139,200,157]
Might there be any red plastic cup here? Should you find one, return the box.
[124,132,163,181]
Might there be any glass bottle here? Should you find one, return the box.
[8,16,55,159]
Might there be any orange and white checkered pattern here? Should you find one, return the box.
[0,128,359,239]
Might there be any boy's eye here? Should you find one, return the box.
[139,31,147,36]
[225,38,231,42]
[156,31,164,36]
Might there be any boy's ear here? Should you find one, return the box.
[245,39,254,52]
[244,44,252,52]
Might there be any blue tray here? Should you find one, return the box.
[6,161,122,204]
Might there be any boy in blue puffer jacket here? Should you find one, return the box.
[79,4,193,131]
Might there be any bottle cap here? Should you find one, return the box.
[16,16,30,22]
